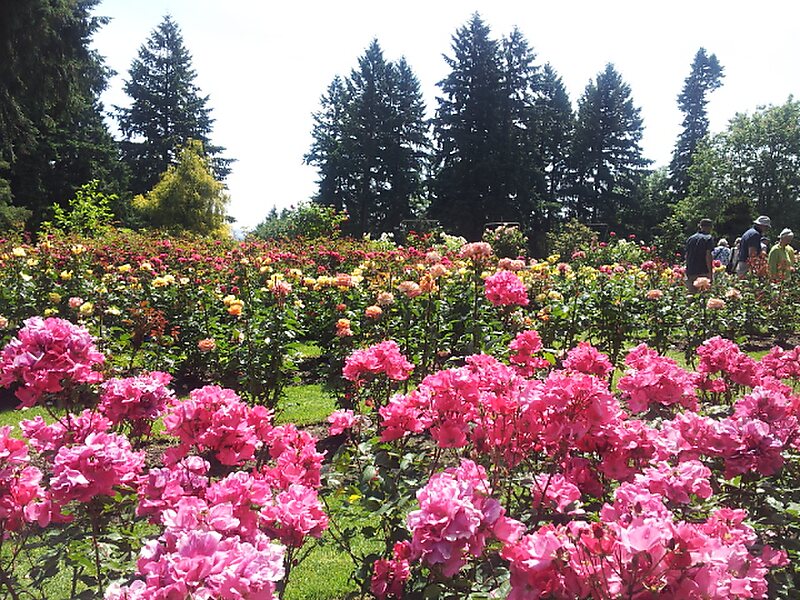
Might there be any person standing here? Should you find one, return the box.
[712,238,731,267]
[685,218,714,292]
[737,215,771,277]
[768,228,795,277]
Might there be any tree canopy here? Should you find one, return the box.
[116,15,231,196]
[133,139,230,236]
[0,0,120,229]
[669,48,724,201]
[305,40,429,237]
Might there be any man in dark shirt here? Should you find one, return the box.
[736,215,771,277]
[685,218,714,293]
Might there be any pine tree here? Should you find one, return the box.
[669,48,724,200]
[495,27,541,228]
[569,64,649,229]
[305,76,351,212]
[0,0,121,229]
[532,64,574,224]
[117,15,231,195]
[430,13,504,241]
[306,41,428,236]
[371,56,429,234]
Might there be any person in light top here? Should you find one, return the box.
[768,228,795,278]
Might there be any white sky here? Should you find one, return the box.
[91,0,800,230]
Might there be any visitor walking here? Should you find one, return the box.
[685,218,714,293]
[768,228,795,278]
[712,238,731,268]
[736,215,771,277]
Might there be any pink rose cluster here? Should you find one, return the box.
[370,541,412,600]
[484,269,529,307]
[561,341,613,378]
[116,426,331,598]
[21,409,113,454]
[379,354,544,468]
[617,343,697,413]
[259,424,325,490]
[696,336,760,392]
[107,492,287,599]
[327,409,358,436]
[502,481,786,599]
[99,371,173,437]
[508,330,550,377]
[380,353,625,469]
[0,426,51,530]
[50,431,145,504]
[758,345,800,381]
[405,460,522,577]
[459,241,493,261]
[342,340,413,385]
[0,316,105,407]
[162,385,273,466]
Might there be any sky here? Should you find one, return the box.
[91,0,800,230]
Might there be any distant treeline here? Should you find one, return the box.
[1,5,798,255]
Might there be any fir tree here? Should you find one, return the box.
[532,63,574,224]
[496,27,541,228]
[306,41,428,236]
[0,0,121,229]
[569,64,649,230]
[430,13,504,241]
[116,15,231,195]
[305,76,351,212]
[669,48,724,200]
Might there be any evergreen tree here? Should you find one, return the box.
[0,0,120,229]
[117,15,231,195]
[371,56,429,234]
[305,76,351,212]
[133,139,229,236]
[669,48,724,200]
[532,64,574,224]
[344,40,393,236]
[568,64,649,230]
[430,13,504,241]
[495,27,541,228]
[306,41,428,236]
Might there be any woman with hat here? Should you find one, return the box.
[768,228,795,277]
[737,215,771,277]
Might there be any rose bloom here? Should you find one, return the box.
[459,241,493,261]
[693,276,711,291]
[336,318,353,338]
[376,291,395,306]
[68,297,83,309]
[227,300,244,316]
[646,289,663,300]
[0,316,7,329]
[198,338,216,353]
[365,305,383,319]
[335,273,353,288]
[397,281,422,298]
[428,263,449,278]
[706,297,726,310]
[725,288,742,300]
